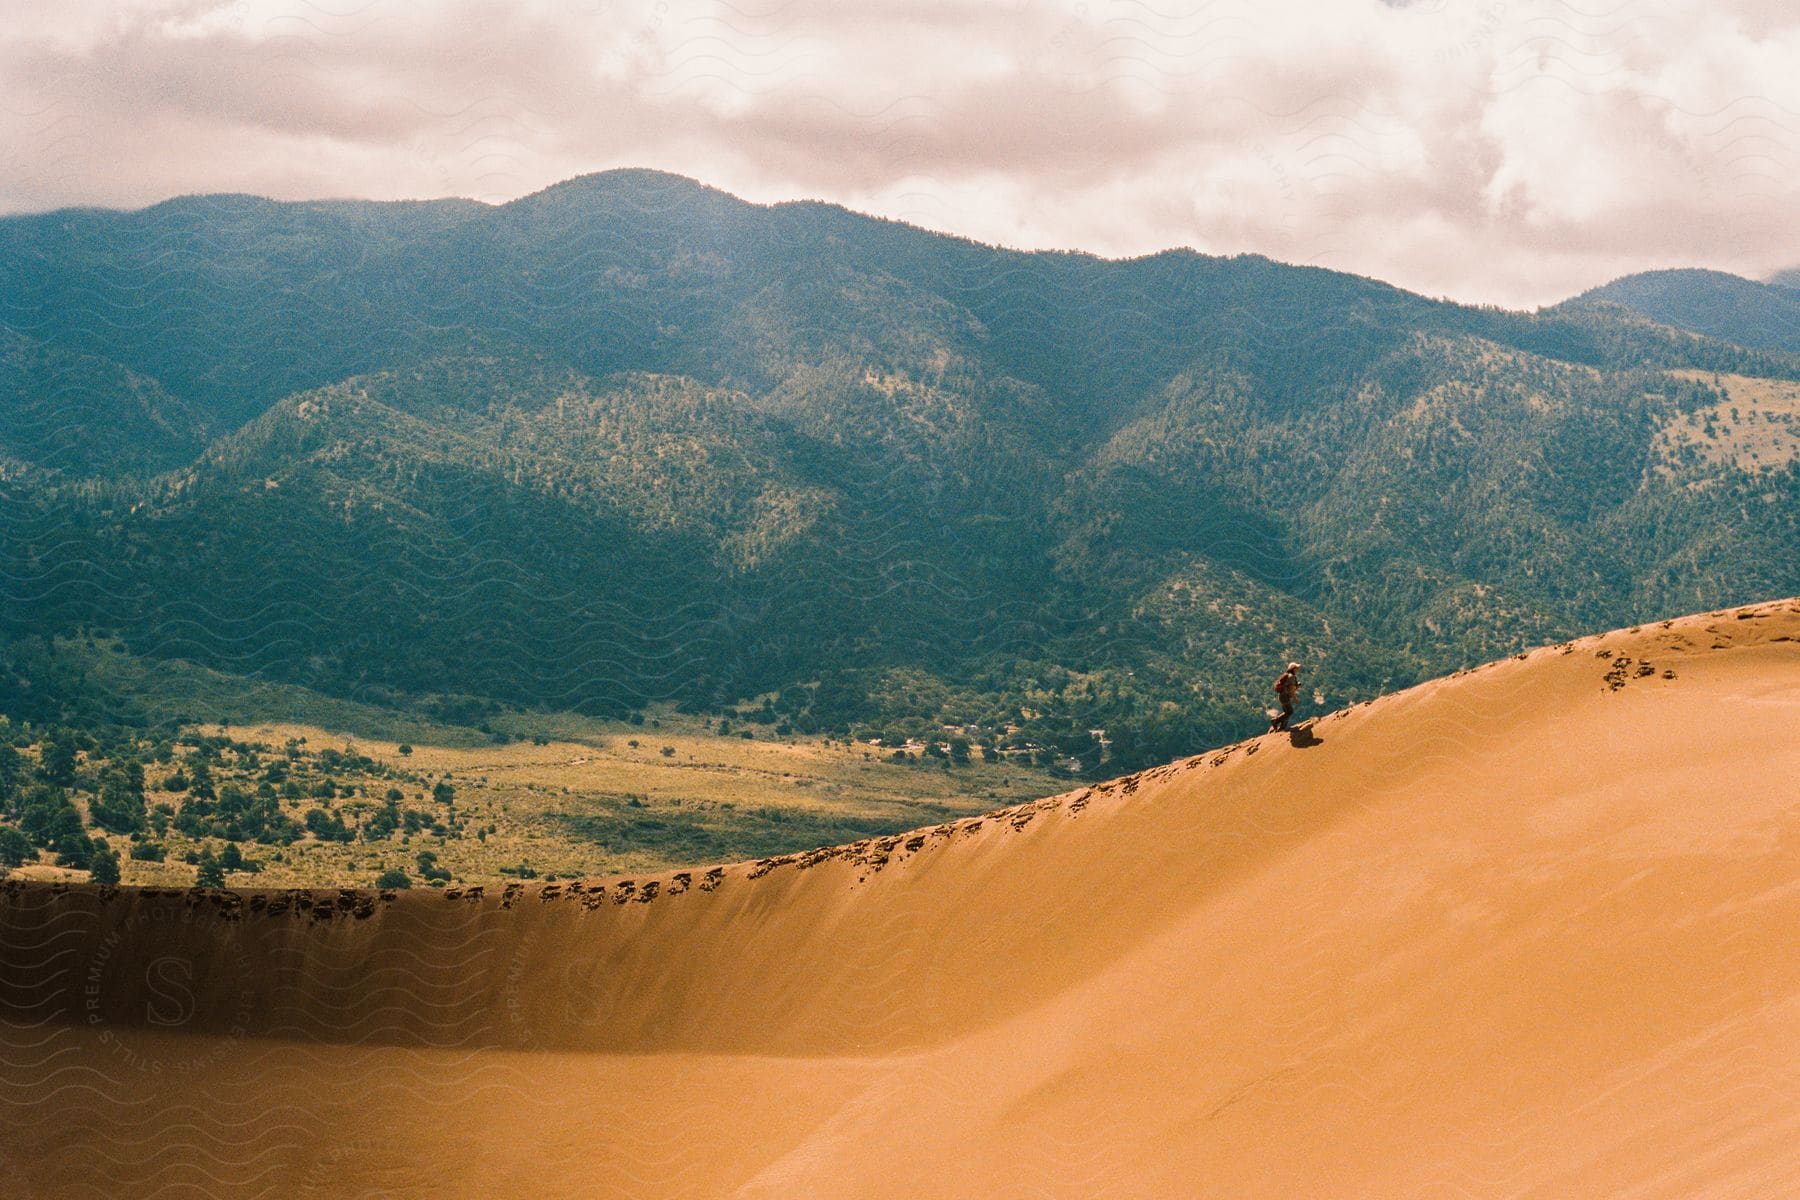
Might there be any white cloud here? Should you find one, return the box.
[1,0,1797,306]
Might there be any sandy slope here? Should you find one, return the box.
[2,599,1797,1198]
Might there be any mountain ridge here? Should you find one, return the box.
[1563,266,1800,355]
[3,171,1797,771]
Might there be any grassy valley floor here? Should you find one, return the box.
[4,704,1066,891]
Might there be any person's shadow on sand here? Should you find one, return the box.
[1287,722,1323,749]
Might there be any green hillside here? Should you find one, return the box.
[4,171,1798,784]
[1565,268,1800,355]
[0,330,210,478]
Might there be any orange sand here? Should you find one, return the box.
[2,599,1796,1197]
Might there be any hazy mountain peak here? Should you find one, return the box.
[505,168,743,211]
[1562,267,1800,355]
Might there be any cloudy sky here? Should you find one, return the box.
[3,0,1797,307]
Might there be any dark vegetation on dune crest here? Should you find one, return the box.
[2,170,1797,809]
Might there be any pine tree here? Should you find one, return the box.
[88,843,121,886]
[194,848,226,888]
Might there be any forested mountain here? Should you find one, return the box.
[1564,268,1800,355]
[4,171,1797,772]
[0,330,211,478]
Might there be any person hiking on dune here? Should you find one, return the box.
[1269,662,1301,733]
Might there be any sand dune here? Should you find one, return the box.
[3,599,1797,1197]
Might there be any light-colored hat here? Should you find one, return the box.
[1287,662,1301,671]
